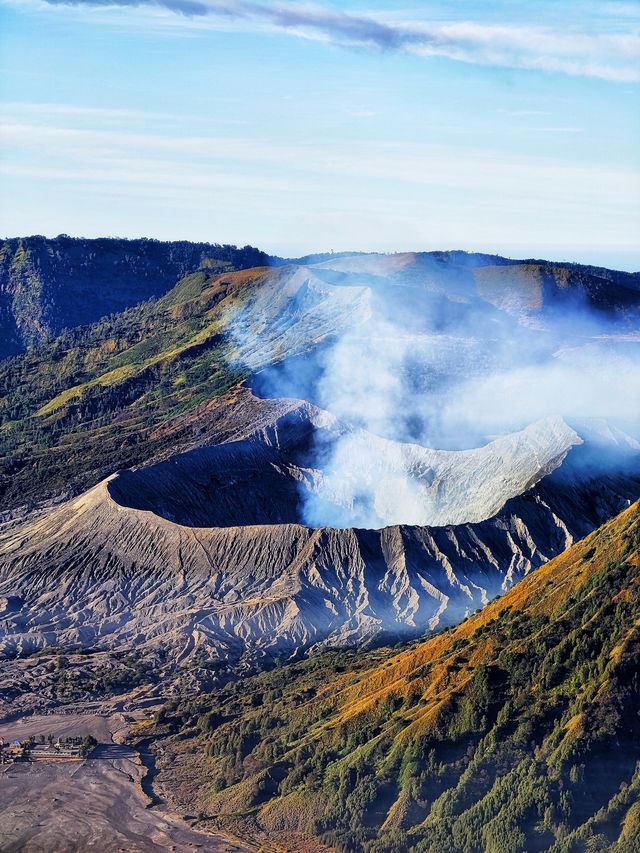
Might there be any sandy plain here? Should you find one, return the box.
[0,712,251,853]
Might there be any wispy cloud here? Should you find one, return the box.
[36,0,640,82]
[0,101,178,123]
[498,109,552,117]
[603,2,640,19]
[1,120,636,212]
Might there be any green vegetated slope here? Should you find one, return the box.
[0,257,371,509]
[0,235,267,358]
[0,265,277,508]
[145,501,640,853]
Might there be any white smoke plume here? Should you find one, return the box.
[227,255,640,528]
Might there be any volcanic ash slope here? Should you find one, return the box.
[1,401,638,667]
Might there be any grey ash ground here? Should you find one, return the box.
[0,712,251,853]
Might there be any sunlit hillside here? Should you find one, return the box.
[143,501,640,852]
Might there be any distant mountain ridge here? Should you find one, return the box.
[0,263,367,509]
[2,237,639,364]
[0,235,268,358]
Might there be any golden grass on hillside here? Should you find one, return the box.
[313,501,640,729]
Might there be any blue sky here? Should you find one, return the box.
[0,0,639,267]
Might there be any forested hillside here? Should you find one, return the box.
[0,259,370,509]
[0,266,260,507]
[142,501,640,853]
[0,235,266,358]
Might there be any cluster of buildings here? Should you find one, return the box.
[0,734,95,763]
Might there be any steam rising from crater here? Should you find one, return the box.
[231,255,640,529]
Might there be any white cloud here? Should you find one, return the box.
[1,120,637,252]
[19,0,640,82]
[0,101,170,120]
[1,120,636,196]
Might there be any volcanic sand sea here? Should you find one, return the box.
[0,712,252,852]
